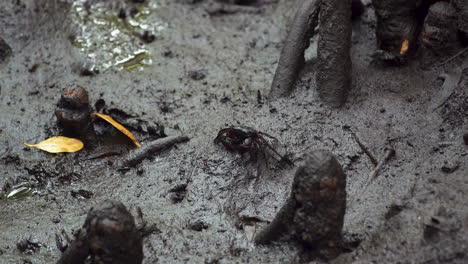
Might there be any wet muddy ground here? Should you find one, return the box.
[1,0,467,263]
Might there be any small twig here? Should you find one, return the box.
[120,136,189,167]
[350,132,378,166]
[437,47,468,66]
[351,148,396,203]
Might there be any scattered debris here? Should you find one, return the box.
[350,131,378,166]
[16,239,41,255]
[22,136,84,153]
[57,200,143,264]
[168,183,188,203]
[205,2,264,16]
[85,150,122,160]
[188,69,207,81]
[120,135,189,167]
[0,36,12,65]
[70,189,94,199]
[384,203,405,220]
[255,150,346,249]
[188,220,209,232]
[351,148,396,203]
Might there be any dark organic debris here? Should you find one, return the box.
[188,69,207,81]
[120,135,190,167]
[205,1,265,16]
[0,36,12,65]
[463,132,468,145]
[56,200,143,264]
[384,203,405,220]
[350,131,378,166]
[70,189,94,199]
[255,150,346,249]
[28,63,39,73]
[188,220,209,232]
[135,206,161,237]
[351,148,396,203]
[72,61,99,76]
[17,239,41,255]
[441,161,459,174]
[85,150,122,160]
[1,154,20,165]
[168,183,188,203]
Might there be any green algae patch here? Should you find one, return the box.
[70,0,167,72]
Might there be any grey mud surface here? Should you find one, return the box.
[1,0,467,263]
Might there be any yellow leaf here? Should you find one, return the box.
[400,40,409,55]
[92,113,141,147]
[22,136,84,153]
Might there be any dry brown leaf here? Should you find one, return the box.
[22,136,84,153]
[92,113,141,147]
[400,40,409,55]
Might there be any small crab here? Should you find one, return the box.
[214,126,293,165]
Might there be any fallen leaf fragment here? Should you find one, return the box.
[400,40,409,55]
[22,136,84,153]
[92,113,141,147]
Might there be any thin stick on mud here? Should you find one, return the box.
[350,131,378,166]
[120,135,189,167]
[351,148,396,203]
[268,0,320,99]
[437,47,468,66]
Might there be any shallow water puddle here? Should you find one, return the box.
[70,0,167,71]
